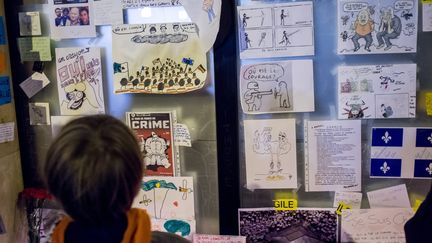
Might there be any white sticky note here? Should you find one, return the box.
[174,123,191,147]
[367,184,411,209]
[29,102,50,125]
[0,122,14,144]
[333,191,362,209]
[19,72,50,98]
[94,0,123,26]
[423,3,432,32]
[18,12,41,36]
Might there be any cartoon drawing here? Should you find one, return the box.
[244,32,251,48]
[403,23,415,36]
[343,100,369,119]
[376,7,401,51]
[280,9,288,26]
[252,127,292,180]
[274,81,290,108]
[141,179,178,219]
[279,29,301,46]
[142,132,171,171]
[340,31,348,42]
[164,220,191,237]
[243,82,272,111]
[401,10,413,20]
[242,13,250,28]
[258,32,266,46]
[341,15,350,25]
[202,0,216,23]
[379,75,395,90]
[178,179,193,200]
[380,104,394,118]
[352,9,374,52]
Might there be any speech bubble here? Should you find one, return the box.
[343,2,368,12]
[394,0,414,10]
[243,64,284,82]
[113,24,146,35]
[180,23,197,33]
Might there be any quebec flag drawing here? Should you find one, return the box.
[371,128,403,147]
[414,160,432,178]
[415,129,432,147]
[370,159,401,177]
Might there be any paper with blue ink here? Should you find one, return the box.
[151,218,195,240]
[371,127,432,178]
[0,76,11,106]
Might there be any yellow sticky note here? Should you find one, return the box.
[275,191,297,200]
[274,199,298,211]
[335,202,352,215]
[413,199,423,212]
[426,93,432,116]
[422,0,432,3]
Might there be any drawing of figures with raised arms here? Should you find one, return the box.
[376,7,401,51]
[352,8,374,52]
[142,132,171,171]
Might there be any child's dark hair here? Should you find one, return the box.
[40,115,143,223]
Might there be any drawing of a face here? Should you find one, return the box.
[65,82,86,110]
[69,7,79,23]
[247,81,259,90]
[150,26,157,34]
[357,9,370,25]
[173,24,179,32]
[382,8,392,23]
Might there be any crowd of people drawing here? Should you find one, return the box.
[54,7,90,26]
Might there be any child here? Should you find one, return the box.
[39,115,151,243]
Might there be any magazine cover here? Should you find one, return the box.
[126,112,177,176]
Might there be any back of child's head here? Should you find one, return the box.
[40,115,143,224]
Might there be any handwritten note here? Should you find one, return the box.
[18,12,42,36]
[367,184,411,209]
[0,76,11,106]
[334,191,362,209]
[193,234,246,243]
[29,103,50,125]
[0,122,14,144]
[341,208,413,243]
[424,3,432,32]
[94,0,123,26]
[19,72,50,98]
[174,123,191,147]
[18,37,51,62]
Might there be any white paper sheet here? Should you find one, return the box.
[238,2,314,59]
[304,120,362,192]
[29,103,50,125]
[152,218,196,240]
[338,0,418,54]
[180,0,221,52]
[367,184,411,208]
[423,3,432,32]
[121,0,181,9]
[93,0,123,26]
[240,60,314,114]
[244,119,297,189]
[174,123,191,147]
[341,208,413,243]
[18,12,41,36]
[112,23,207,94]
[55,47,105,115]
[193,234,246,243]
[0,122,14,144]
[19,72,51,98]
[49,0,96,39]
[333,191,363,208]
[370,127,432,178]
[132,176,195,221]
[338,64,416,119]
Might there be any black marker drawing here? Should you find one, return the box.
[343,100,369,119]
[376,7,401,51]
[278,29,300,46]
[280,9,288,26]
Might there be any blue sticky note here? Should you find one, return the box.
[416,129,432,147]
[414,160,432,178]
[370,158,402,177]
[371,128,403,147]
[0,17,6,45]
[0,76,11,106]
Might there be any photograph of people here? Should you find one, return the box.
[65,7,80,26]
[79,7,89,25]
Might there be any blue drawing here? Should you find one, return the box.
[141,180,177,219]
[163,219,191,237]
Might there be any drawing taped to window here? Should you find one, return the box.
[238,2,314,59]
[55,47,105,115]
[338,64,416,119]
[112,23,207,94]
[240,60,314,114]
[338,0,418,54]
[151,218,196,240]
[132,176,195,221]
[244,119,297,189]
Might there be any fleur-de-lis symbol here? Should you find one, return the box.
[428,133,432,144]
[426,163,432,175]
[380,162,390,174]
[381,131,392,144]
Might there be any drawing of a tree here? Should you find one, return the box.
[142,179,177,218]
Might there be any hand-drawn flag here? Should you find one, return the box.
[370,158,401,177]
[182,58,194,66]
[416,128,432,147]
[196,64,206,73]
[113,62,128,74]
[414,160,432,178]
[152,58,160,65]
[371,128,403,147]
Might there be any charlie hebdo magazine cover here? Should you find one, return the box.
[126,111,177,176]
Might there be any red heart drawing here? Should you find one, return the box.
[173,201,178,207]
